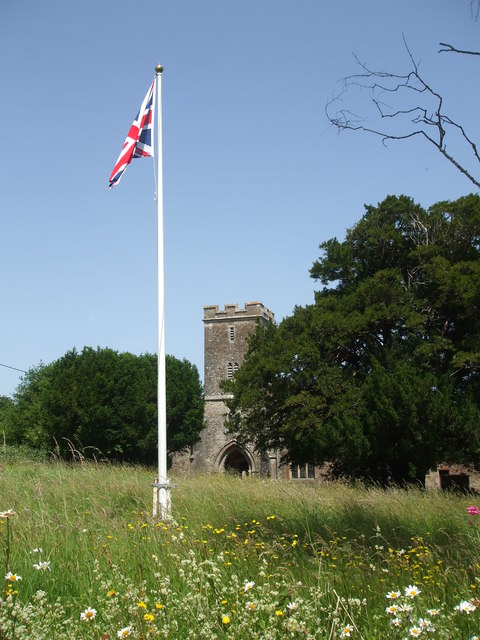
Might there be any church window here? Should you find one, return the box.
[291,463,315,480]
[227,362,233,378]
[233,362,239,373]
[229,326,235,342]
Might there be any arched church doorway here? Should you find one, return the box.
[216,442,255,475]
[224,447,250,474]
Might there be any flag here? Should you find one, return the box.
[109,80,155,188]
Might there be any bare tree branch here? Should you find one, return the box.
[326,39,480,190]
[439,42,480,56]
[471,0,480,21]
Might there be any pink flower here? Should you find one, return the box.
[467,505,480,516]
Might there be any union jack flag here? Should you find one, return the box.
[109,80,155,188]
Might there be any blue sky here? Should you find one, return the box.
[1,0,478,397]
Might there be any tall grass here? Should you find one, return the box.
[0,459,479,638]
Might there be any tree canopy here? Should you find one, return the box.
[2,347,204,465]
[223,194,480,484]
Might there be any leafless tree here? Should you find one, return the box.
[326,7,480,190]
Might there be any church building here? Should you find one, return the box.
[172,301,322,480]
[191,302,275,475]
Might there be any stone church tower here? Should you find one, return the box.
[190,302,275,474]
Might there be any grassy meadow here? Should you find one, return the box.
[1,455,480,639]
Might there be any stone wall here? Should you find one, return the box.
[425,465,480,492]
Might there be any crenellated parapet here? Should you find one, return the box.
[203,302,274,323]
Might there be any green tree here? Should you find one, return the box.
[224,194,480,484]
[0,395,14,443]
[166,355,205,455]
[4,348,203,464]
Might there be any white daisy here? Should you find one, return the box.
[386,604,399,615]
[455,600,476,614]
[404,585,421,598]
[80,607,97,621]
[5,572,21,582]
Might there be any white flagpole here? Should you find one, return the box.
[153,63,171,519]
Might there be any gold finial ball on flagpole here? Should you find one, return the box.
[155,64,164,74]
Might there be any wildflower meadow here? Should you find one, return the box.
[1,456,480,639]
